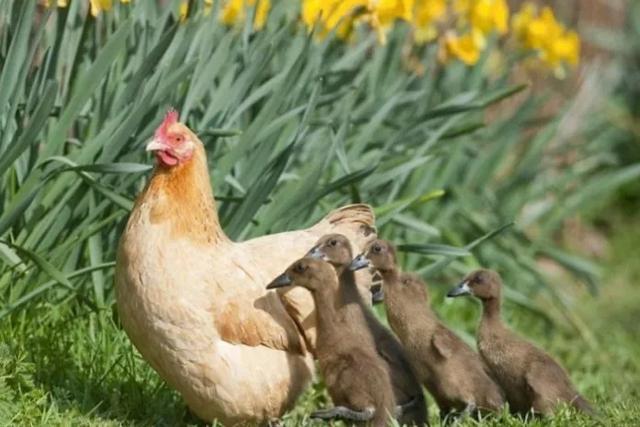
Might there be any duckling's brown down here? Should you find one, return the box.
[448,269,595,416]
[309,234,428,426]
[267,258,395,427]
[356,240,504,417]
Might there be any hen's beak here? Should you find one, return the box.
[447,281,471,298]
[266,273,293,289]
[349,254,370,271]
[146,138,167,152]
[371,285,384,304]
[306,246,326,260]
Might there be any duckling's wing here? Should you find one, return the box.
[525,356,576,410]
[431,328,456,359]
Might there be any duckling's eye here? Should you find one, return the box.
[329,239,338,247]
[373,245,381,253]
[294,262,307,273]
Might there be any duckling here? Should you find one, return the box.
[447,269,595,416]
[308,234,427,426]
[351,240,504,419]
[267,258,396,427]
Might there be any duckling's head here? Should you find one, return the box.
[266,258,336,293]
[350,239,397,274]
[307,234,353,269]
[447,269,502,300]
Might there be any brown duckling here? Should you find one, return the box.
[351,240,504,419]
[447,269,595,416]
[267,258,395,427]
[308,234,427,426]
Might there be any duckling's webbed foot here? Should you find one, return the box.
[311,406,375,422]
[462,402,477,415]
[440,403,478,425]
[394,395,419,417]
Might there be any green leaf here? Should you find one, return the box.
[0,240,75,291]
[61,163,152,174]
[422,222,515,277]
[398,243,471,257]
[47,19,132,156]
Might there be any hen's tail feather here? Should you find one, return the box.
[324,203,375,228]
[313,204,377,249]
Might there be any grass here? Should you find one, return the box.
[1,218,639,426]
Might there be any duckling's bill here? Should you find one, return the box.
[447,281,471,298]
[307,246,328,260]
[267,273,293,289]
[349,254,370,271]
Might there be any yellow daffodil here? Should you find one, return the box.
[543,29,580,67]
[90,0,112,16]
[413,0,447,43]
[42,0,69,6]
[444,28,486,65]
[374,0,414,28]
[254,0,270,29]
[204,0,214,16]
[220,0,243,25]
[512,3,580,69]
[367,0,413,44]
[453,0,470,14]
[301,0,369,40]
[461,0,509,35]
[179,0,189,21]
[220,0,271,29]
[524,7,562,50]
[512,2,536,40]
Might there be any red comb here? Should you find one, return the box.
[155,108,179,140]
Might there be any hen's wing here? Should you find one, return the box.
[213,288,308,354]
[207,243,312,354]
[238,204,377,352]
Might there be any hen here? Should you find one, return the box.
[115,110,376,425]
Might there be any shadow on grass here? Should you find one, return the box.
[0,304,206,426]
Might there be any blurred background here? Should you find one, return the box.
[0,0,638,425]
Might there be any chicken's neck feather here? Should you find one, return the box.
[139,144,229,244]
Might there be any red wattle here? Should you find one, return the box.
[156,150,179,167]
